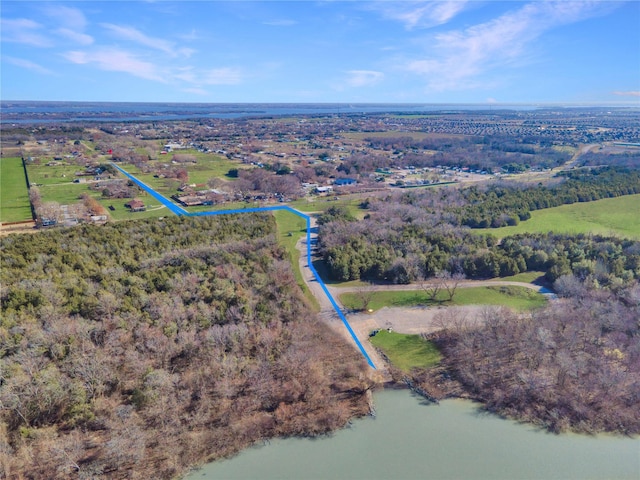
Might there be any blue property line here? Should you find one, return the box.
[111,163,376,369]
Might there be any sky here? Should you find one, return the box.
[1,1,639,104]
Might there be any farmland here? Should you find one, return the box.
[0,157,32,223]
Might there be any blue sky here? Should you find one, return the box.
[1,1,639,104]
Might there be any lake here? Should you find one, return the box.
[0,101,539,123]
[185,389,639,480]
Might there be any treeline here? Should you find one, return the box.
[434,282,640,434]
[362,135,571,172]
[0,215,372,479]
[456,167,640,228]
[578,151,640,168]
[318,204,640,285]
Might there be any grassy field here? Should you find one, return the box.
[1,157,32,223]
[370,330,441,372]
[478,194,640,240]
[498,271,546,283]
[272,210,319,311]
[288,196,368,218]
[340,285,547,312]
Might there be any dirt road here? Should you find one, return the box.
[295,214,556,380]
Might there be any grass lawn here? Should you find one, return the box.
[370,330,441,372]
[272,210,319,311]
[477,194,640,240]
[1,157,32,223]
[97,198,169,221]
[288,196,367,218]
[498,271,546,283]
[340,285,546,312]
[182,154,244,183]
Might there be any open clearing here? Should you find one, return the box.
[272,210,319,310]
[369,330,441,372]
[339,285,547,312]
[1,157,32,223]
[478,194,640,240]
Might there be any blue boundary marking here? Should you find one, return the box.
[112,163,376,369]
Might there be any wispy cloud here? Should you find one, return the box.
[263,19,297,27]
[369,1,469,30]
[43,5,88,30]
[345,70,384,87]
[63,48,165,82]
[101,23,194,57]
[174,66,243,85]
[1,18,52,47]
[55,28,94,46]
[43,6,94,45]
[201,67,243,85]
[3,56,55,75]
[612,91,640,97]
[405,1,617,91]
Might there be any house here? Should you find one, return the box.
[125,199,146,212]
[334,178,357,186]
[163,143,185,152]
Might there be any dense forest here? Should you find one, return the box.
[433,283,640,434]
[320,209,640,285]
[0,215,373,479]
[319,167,640,283]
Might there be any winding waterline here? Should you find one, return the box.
[185,389,640,480]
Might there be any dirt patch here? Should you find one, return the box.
[349,305,486,335]
[0,221,37,236]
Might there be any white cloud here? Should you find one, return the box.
[345,70,384,87]
[369,1,469,30]
[63,48,165,82]
[1,18,52,47]
[404,1,616,91]
[612,91,640,97]
[201,68,243,85]
[43,5,88,30]
[3,56,55,75]
[55,28,94,46]
[101,23,193,57]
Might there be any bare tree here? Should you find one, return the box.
[442,271,466,301]
[354,281,376,312]
[418,272,443,301]
[420,271,466,302]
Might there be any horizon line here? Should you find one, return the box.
[3,100,639,107]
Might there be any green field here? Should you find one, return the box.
[478,194,640,240]
[1,157,32,223]
[370,330,441,372]
[288,196,367,218]
[272,210,319,311]
[340,285,547,312]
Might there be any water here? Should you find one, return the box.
[1,101,540,124]
[185,389,639,480]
